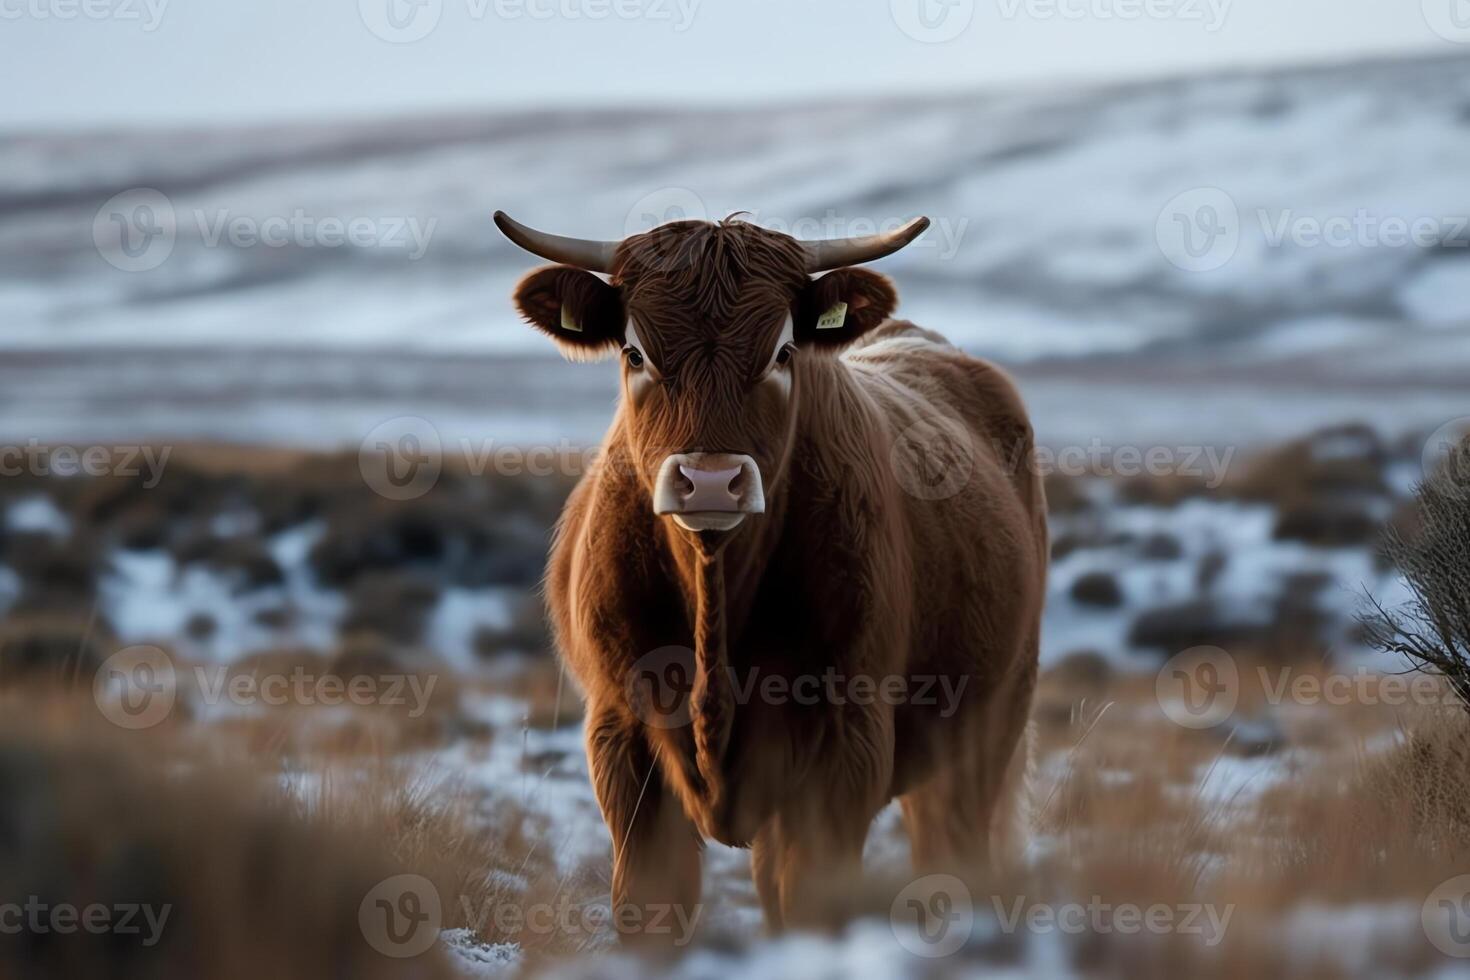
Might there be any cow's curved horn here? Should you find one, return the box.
[493,211,619,273]
[802,216,931,273]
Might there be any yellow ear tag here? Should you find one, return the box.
[816,302,848,331]
[560,305,582,333]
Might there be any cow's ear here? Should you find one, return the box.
[512,265,623,361]
[795,267,898,349]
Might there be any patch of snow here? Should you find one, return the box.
[427,588,518,671]
[1189,752,1289,810]
[441,929,522,979]
[5,495,70,537]
[1045,497,1405,668]
[101,523,344,660]
[1399,260,1470,328]
[0,566,19,618]
[1275,902,1420,977]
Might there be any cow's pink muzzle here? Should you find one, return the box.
[652,453,765,532]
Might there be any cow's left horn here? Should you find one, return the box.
[494,211,619,273]
[801,216,931,273]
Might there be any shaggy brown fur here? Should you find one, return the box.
[508,218,1048,939]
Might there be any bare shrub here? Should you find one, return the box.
[1362,440,1470,709]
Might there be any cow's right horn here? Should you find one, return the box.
[494,211,620,273]
[801,216,931,273]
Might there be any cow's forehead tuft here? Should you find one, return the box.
[616,219,806,357]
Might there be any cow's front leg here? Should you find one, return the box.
[767,705,893,931]
[585,703,703,947]
[766,798,875,931]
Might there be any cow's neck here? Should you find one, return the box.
[658,491,786,657]
[627,355,880,812]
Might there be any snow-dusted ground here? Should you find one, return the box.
[425,689,1342,978]
[0,481,1401,672]
[1044,488,1411,668]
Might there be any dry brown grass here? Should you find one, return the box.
[0,701,464,980]
[996,661,1470,979]
[0,686,594,979]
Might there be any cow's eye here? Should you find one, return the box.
[623,347,645,369]
[775,343,796,367]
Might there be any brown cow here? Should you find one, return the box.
[495,211,1047,939]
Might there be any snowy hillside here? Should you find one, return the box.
[1,52,1467,446]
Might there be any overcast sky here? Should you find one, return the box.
[1,0,1461,127]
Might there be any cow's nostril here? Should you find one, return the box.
[654,455,763,520]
